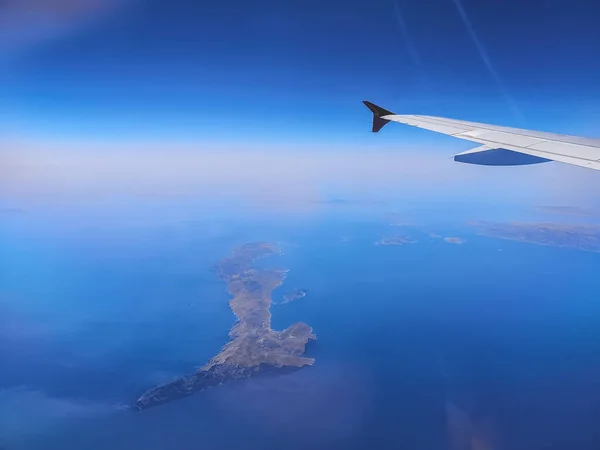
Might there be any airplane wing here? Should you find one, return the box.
[363,100,600,171]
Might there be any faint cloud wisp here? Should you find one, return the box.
[0,387,121,446]
[390,0,434,96]
[450,0,525,125]
[0,0,125,57]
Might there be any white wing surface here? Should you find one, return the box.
[363,101,600,171]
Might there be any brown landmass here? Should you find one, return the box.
[468,221,600,252]
[134,242,316,410]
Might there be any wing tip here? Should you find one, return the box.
[363,100,395,133]
[362,100,394,117]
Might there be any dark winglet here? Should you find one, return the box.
[363,101,395,133]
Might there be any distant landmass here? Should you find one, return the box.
[444,237,466,245]
[533,205,600,217]
[469,221,600,252]
[375,236,416,246]
[134,242,316,410]
[424,232,465,243]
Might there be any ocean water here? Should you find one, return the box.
[2,205,600,450]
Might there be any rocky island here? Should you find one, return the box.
[281,288,309,304]
[134,242,316,410]
[444,237,466,244]
[375,236,416,246]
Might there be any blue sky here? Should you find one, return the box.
[2,0,600,143]
[2,0,600,212]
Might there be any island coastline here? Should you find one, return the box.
[134,242,316,410]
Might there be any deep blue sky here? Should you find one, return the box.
[2,0,600,143]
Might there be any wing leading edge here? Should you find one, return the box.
[363,100,600,171]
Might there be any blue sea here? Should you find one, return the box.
[2,200,600,450]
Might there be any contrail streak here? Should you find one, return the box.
[450,0,526,124]
[391,0,435,97]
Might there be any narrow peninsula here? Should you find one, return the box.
[134,242,316,410]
